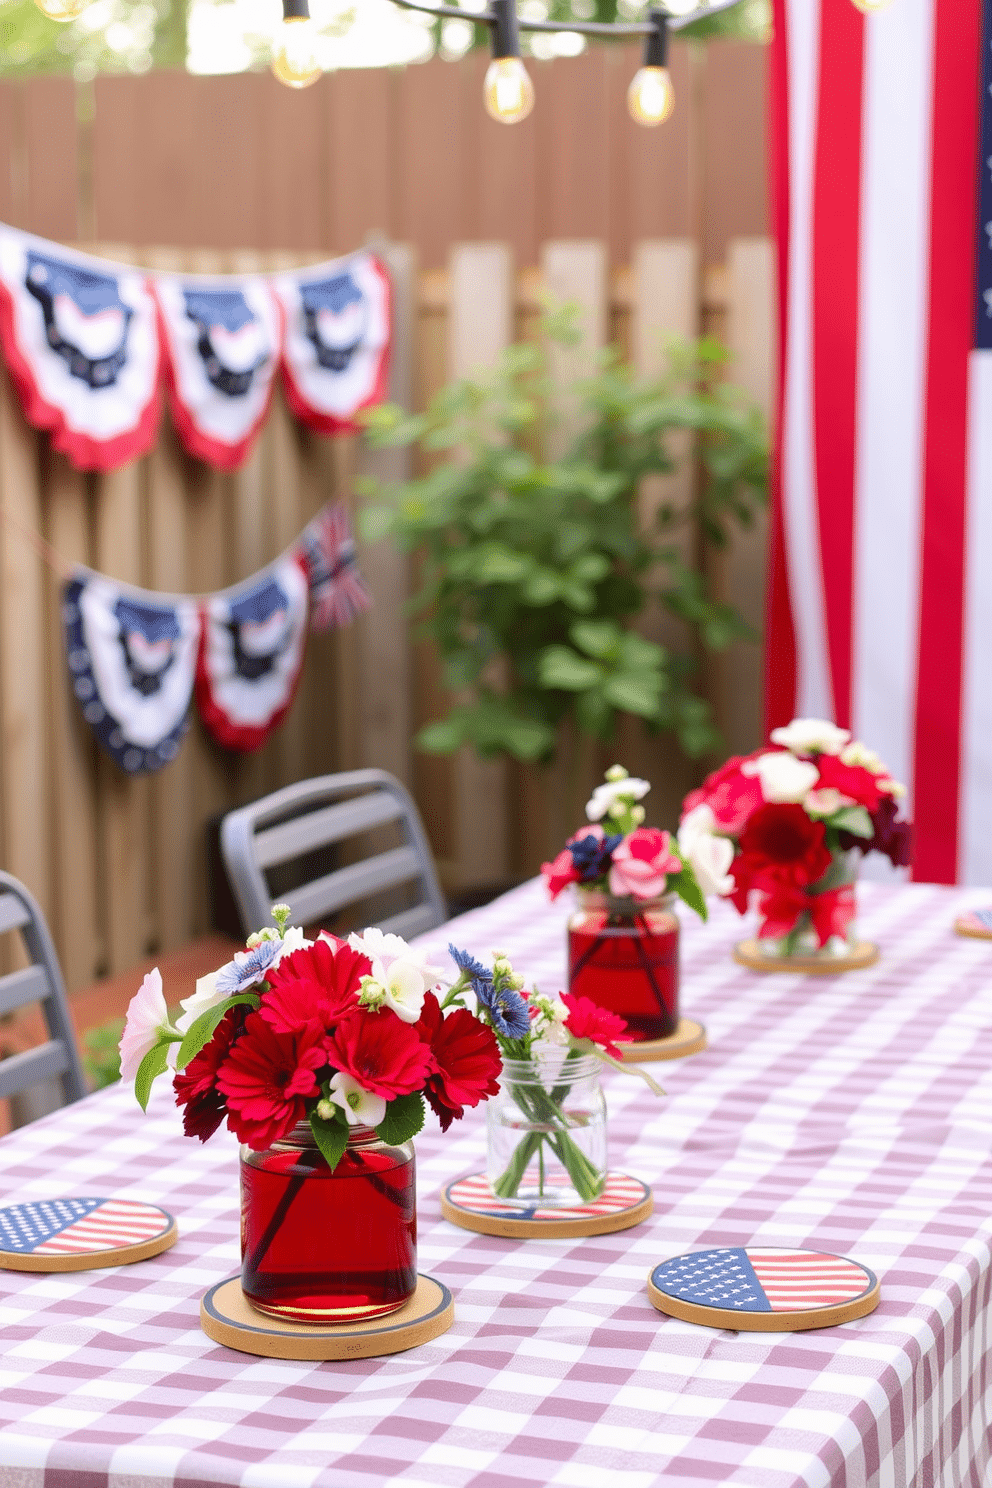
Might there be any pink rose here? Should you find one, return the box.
[608,828,681,901]
[681,754,766,837]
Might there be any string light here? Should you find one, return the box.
[627,11,675,126]
[850,0,893,10]
[272,0,322,89]
[32,0,88,20]
[483,0,534,122]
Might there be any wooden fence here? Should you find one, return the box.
[0,235,774,997]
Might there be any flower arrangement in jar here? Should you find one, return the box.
[443,945,662,1207]
[541,765,708,1043]
[118,907,501,1323]
[677,717,913,959]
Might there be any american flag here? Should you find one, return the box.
[299,502,371,633]
[445,1172,648,1223]
[767,0,987,884]
[651,1247,874,1314]
[0,1197,171,1256]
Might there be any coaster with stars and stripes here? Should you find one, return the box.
[0,1197,177,1272]
[648,1246,879,1331]
[440,1171,653,1238]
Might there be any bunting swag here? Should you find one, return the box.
[275,252,391,435]
[63,574,199,775]
[196,553,311,753]
[0,226,161,472]
[154,276,282,470]
[301,503,372,631]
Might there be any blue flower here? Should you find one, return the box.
[568,831,623,882]
[449,944,492,986]
[215,939,282,995]
[474,978,531,1040]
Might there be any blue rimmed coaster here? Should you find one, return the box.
[441,1171,653,1238]
[648,1246,879,1331]
[0,1196,177,1272]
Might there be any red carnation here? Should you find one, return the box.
[324,1007,433,1101]
[682,754,765,836]
[260,938,370,1036]
[560,991,630,1059]
[813,755,882,812]
[216,1012,326,1149]
[414,992,501,1132]
[732,802,832,906]
[173,1006,245,1142]
[542,848,582,900]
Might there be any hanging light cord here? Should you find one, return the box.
[387,0,748,35]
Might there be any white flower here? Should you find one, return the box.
[677,803,718,856]
[586,776,650,821]
[878,777,907,799]
[349,927,443,996]
[379,960,428,1024]
[805,787,852,818]
[327,1071,386,1128]
[685,833,735,898]
[119,969,173,1084]
[770,718,851,756]
[742,752,820,803]
[840,740,885,773]
[529,992,569,1046]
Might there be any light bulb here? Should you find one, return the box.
[850,0,893,10]
[32,0,87,20]
[271,16,321,89]
[483,56,535,124]
[627,65,675,126]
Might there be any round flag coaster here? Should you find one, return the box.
[954,908,992,940]
[441,1171,653,1238]
[647,1246,879,1331]
[0,1197,177,1272]
[734,940,879,975]
[200,1273,454,1361]
[618,1017,707,1065]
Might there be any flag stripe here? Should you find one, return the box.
[913,0,982,882]
[812,0,865,729]
[960,352,992,883]
[781,0,834,722]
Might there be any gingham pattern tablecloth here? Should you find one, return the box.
[1,880,992,1488]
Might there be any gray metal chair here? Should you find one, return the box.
[220,769,447,940]
[0,871,87,1122]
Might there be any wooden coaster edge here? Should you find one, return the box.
[619,1018,707,1064]
[0,1219,178,1273]
[954,915,992,941]
[200,1274,454,1361]
[440,1176,653,1239]
[733,940,879,974]
[647,1271,879,1331]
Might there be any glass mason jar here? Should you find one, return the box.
[758,848,860,959]
[486,1052,607,1209]
[240,1122,416,1323]
[567,889,679,1041]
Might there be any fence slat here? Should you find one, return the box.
[447,243,514,890]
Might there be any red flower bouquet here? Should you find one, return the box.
[679,718,913,953]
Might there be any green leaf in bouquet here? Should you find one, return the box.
[670,868,708,923]
[376,1092,426,1146]
[175,993,260,1072]
[309,1108,350,1173]
[134,1041,171,1113]
[829,805,874,838]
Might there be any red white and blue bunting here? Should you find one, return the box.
[0,225,391,473]
[61,502,370,775]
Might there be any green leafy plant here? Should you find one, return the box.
[81,1015,125,1089]
[360,325,767,767]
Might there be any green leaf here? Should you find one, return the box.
[416,717,467,754]
[828,805,873,838]
[537,646,603,692]
[175,993,259,1071]
[134,1041,171,1113]
[669,868,707,923]
[309,1109,350,1173]
[376,1092,426,1146]
[570,619,621,659]
[602,674,661,717]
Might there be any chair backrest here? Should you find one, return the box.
[220,770,448,941]
[0,871,87,1111]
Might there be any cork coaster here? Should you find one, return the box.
[441,1171,653,1238]
[200,1274,454,1360]
[618,1017,707,1063]
[0,1197,177,1272]
[954,909,992,940]
[734,939,879,974]
[648,1246,879,1332]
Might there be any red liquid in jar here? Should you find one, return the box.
[240,1140,416,1322]
[568,907,679,1040]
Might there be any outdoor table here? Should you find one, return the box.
[1,878,991,1488]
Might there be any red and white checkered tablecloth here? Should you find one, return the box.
[1,880,991,1488]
